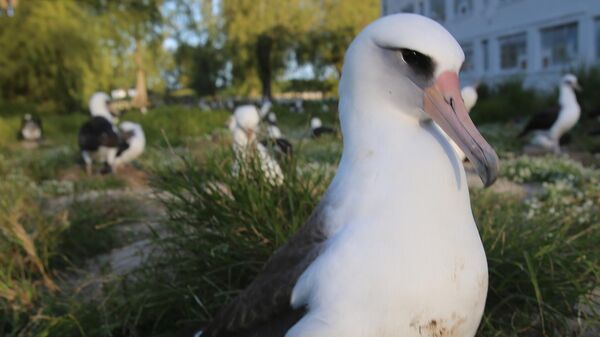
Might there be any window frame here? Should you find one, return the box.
[498,32,528,72]
[539,22,579,69]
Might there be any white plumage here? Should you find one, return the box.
[310,117,322,129]
[461,85,478,113]
[287,14,491,337]
[527,74,581,153]
[115,121,146,167]
[89,92,117,124]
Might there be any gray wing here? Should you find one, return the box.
[202,203,329,337]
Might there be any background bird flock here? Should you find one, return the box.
[0,5,599,337]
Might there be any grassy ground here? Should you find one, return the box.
[0,103,598,337]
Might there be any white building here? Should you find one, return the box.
[382,0,600,89]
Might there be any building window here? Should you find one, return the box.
[430,0,446,22]
[499,0,525,6]
[540,22,578,68]
[461,43,475,73]
[402,3,415,13]
[454,0,474,17]
[499,33,527,70]
[481,39,489,71]
[595,18,600,59]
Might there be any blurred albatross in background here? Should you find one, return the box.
[197,13,498,337]
[230,105,284,186]
[520,74,581,153]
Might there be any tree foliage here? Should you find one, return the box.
[0,1,110,114]
[297,0,380,79]
[0,0,381,111]
[217,0,379,98]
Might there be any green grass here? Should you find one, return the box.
[50,196,143,269]
[52,149,332,336]
[473,186,599,336]
[122,106,230,147]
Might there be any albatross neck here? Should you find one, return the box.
[323,94,472,235]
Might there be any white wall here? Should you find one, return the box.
[382,0,600,89]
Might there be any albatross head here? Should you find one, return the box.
[233,105,260,141]
[340,14,498,187]
[562,74,581,91]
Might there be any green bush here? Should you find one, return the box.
[471,79,551,125]
[575,67,600,118]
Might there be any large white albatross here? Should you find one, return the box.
[198,14,498,337]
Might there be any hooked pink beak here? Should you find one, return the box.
[424,71,498,187]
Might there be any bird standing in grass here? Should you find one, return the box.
[310,117,336,138]
[231,105,284,186]
[197,13,498,337]
[78,92,120,174]
[520,74,581,153]
[18,113,43,143]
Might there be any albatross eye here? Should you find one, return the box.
[399,48,434,78]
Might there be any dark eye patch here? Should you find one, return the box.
[399,48,434,79]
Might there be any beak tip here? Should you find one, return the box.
[482,155,499,188]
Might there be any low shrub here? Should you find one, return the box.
[471,79,551,125]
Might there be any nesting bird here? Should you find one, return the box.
[18,114,43,143]
[310,117,336,138]
[520,74,581,153]
[230,105,284,186]
[198,13,497,337]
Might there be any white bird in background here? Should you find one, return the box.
[114,121,146,167]
[520,74,581,153]
[461,83,479,113]
[231,105,284,186]
[310,117,336,138]
[199,13,498,337]
[79,92,120,174]
[19,114,43,143]
[89,92,119,124]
